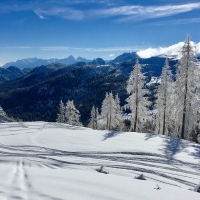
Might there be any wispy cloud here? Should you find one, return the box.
[2,45,144,52]
[92,3,200,22]
[39,46,70,51]
[1,1,200,22]
[0,0,116,20]
[34,7,84,20]
[148,17,200,26]
[4,46,33,49]
[39,46,144,52]
[83,46,143,52]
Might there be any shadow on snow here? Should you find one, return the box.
[102,131,122,141]
[145,133,159,141]
[161,137,190,160]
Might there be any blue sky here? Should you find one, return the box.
[0,0,200,65]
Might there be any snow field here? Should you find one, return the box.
[0,122,199,199]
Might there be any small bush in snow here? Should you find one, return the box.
[194,183,200,193]
[154,184,161,190]
[96,165,109,174]
[134,173,146,180]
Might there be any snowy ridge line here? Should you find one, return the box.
[40,122,88,130]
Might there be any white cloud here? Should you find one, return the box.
[40,46,70,51]
[5,46,32,49]
[0,63,3,67]
[109,54,115,57]
[137,41,200,58]
[84,46,142,52]
[196,42,200,54]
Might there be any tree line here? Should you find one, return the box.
[57,36,200,143]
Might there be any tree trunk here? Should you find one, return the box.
[180,41,190,139]
[134,67,139,132]
[162,76,167,135]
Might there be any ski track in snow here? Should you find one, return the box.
[0,122,200,199]
[0,158,32,200]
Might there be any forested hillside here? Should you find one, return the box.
[0,54,172,122]
[0,38,199,143]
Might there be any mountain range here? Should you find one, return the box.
[2,56,91,69]
[0,52,199,124]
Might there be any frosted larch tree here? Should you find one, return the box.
[174,35,199,139]
[65,100,82,126]
[100,92,122,130]
[88,106,99,129]
[114,94,123,130]
[155,58,174,135]
[56,100,65,123]
[95,108,99,129]
[125,59,149,132]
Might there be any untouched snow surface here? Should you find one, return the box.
[0,122,200,200]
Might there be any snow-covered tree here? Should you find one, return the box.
[65,100,82,126]
[174,35,200,139]
[56,100,65,123]
[155,58,174,135]
[95,108,99,129]
[0,105,6,116]
[88,106,99,129]
[125,59,149,132]
[114,94,123,130]
[100,92,122,130]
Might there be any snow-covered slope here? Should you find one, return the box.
[0,122,199,200]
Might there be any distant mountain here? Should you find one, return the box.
[0,66,29,83]
[91,58,106,66]
[2,56,91,69]
[110,52,139,64]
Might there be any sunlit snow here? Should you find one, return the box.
[0,122,199,200]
